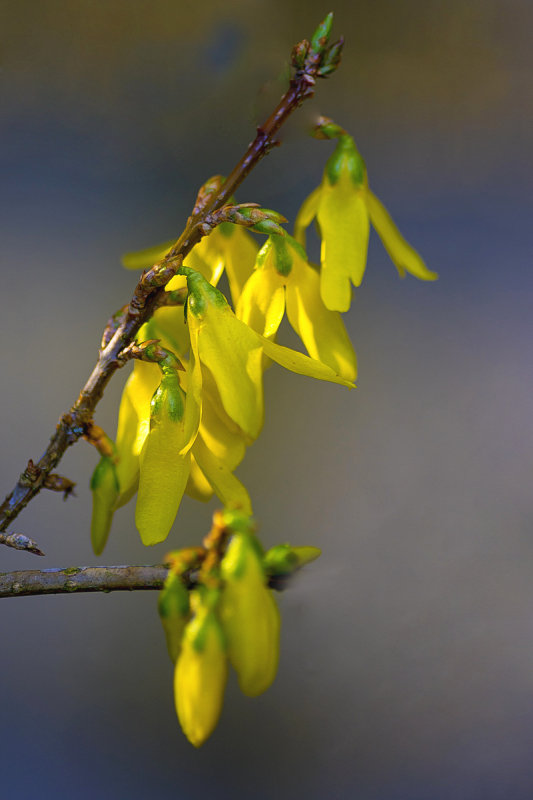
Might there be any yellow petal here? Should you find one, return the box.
[200,384,246,472]
[220,534,280,697]
[175,607,227,748]
[367,190,438,281]
[192,434,252,515]
[194,306,265,442]
[286,259,357,382]
[136,383,191,546]
[90,457,119,556]
[114,381,140,509]
[221,226,259,308]
[185,454,214,502]
[236,267,285,339]
[294,185,321,247]
[184,234,225,286]
[317,173,369,311]
[146,305,190,359]
[126,361,161,425]
[122,240,174,270]
[259,333,355,388]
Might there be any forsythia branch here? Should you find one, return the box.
[0,22,342,551]
[0,565,169,598]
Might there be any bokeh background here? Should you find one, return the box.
[2,1,532,797]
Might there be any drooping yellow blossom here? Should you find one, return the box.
[219,531,280,697]
[113,337,252,544]
[174,592,228,748]
[135,361,191,546]
[183,267,355,443]
[237,233,357,382]
[295,120,438,312]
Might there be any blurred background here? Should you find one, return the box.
[1,0,532,797]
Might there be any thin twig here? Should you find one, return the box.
[0,20,342,551]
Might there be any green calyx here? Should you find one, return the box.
[325,135,366,187]
[180,267,228,318]
[220,509,255,535]
[218,221,235,239]
[256,235,308,277]
[158,573,190,620]
[221,531,264,581]
[191,596,225,653]
[150,377,185,424]
[272,235,293,276]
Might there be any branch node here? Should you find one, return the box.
[43,474,77,500]
[0,532,45,557]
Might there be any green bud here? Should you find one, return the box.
[291,39,310,69]
[251,218,286,236]
[158,573,190,663]
[90,456,119,556]
[317,38,344,77]
[310,12,333,54]
[263,544,322,577]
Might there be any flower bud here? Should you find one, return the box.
[90,456,119,555]
[174,596,227,748]
[263,543,321,577]
[219,532,280,697]
[291,39,310,70]
[310,12,333,54]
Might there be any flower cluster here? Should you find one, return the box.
[91,214,354,552]
[158,511,320,747]
[88,116,435,745]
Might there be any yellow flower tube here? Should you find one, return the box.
[219,532,280,697]
[136,365,191,546]
[175,597,228,748]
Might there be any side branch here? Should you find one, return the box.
[0,565,168,598]
[0,564,294,597]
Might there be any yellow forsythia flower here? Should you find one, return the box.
[219,531,280,697]
[237,233,357,382]
[136,367,191,546]
[295,121,438,312]
[183,268,354,443]
[174,594,227,748]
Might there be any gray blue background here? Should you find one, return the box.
[1,1,532,797]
